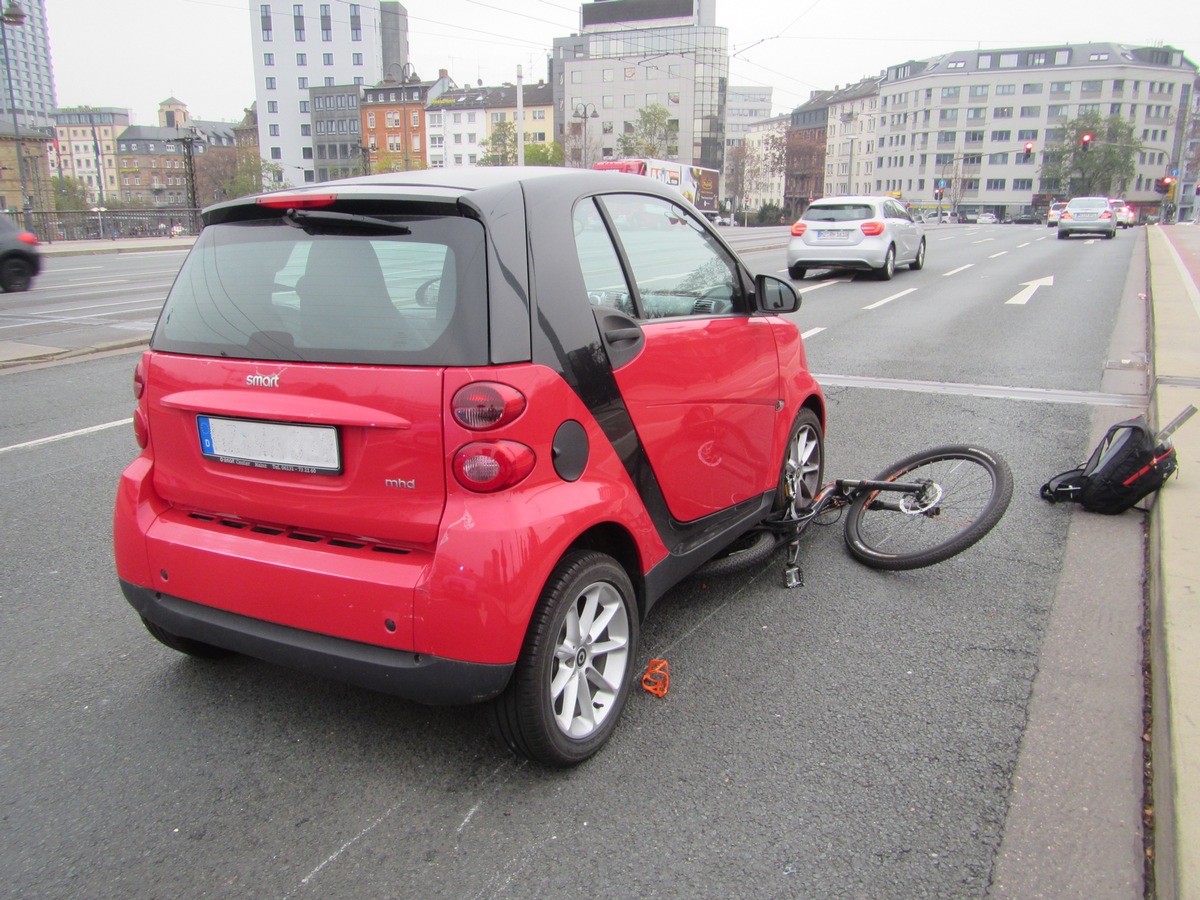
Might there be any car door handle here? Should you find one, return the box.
[605,326,643,343]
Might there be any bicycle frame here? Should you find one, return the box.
[781,476,936,588]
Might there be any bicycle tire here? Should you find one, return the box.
[844,445,1012,571]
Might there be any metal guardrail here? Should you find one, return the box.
[3,208,202,243]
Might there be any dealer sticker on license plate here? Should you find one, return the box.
[197,416,341,474]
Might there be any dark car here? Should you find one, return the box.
[113,167,826,766]
[0,217,41,292]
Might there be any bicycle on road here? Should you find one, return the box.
[699,444,1014,586]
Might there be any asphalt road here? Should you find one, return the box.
[0,224,1148,898]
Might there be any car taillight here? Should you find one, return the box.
[860,221,885,236]
[17,231,38,245]
[1061,212,1072,220]
[452,382,526,430]
[1100,211,1112,219]
[790,222,807,236]
[453,441,536,492]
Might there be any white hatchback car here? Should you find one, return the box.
[1109,199,1134,228]
[787,196,926,281]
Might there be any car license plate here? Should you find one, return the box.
[817,230,849,241]
[197,416,341,474]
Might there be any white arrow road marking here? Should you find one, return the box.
[1004,275,1055,305]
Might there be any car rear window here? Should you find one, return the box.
[152,215,489,366]
[802,204,875,222]
[1069,198,1108,209]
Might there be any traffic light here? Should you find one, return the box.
[934,188,944,200]
[1080,133,1093,152]
[1154,176,1175,195]
[1024,142,1034,160]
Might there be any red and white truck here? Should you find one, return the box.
[594,158,721,219]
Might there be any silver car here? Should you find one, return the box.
[787,196,926,281]
[1058,196,1117,240]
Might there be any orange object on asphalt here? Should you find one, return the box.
[641,658,670,697]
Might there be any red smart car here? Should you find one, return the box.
[114,167,825,765]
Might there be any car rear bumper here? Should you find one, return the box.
[1060,221,1116,235]
[121,580,513,705]
[786,243,886,271]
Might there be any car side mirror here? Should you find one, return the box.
[754,273,800,313]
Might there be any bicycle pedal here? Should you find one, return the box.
[784,565,804,589]
[641,658,670,697]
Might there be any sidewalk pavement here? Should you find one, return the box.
[7,227,1200,894]
[1146,223,1200,900]
[38,235,197,256]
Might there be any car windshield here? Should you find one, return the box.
[802,203,875,223]
[152,215,490,366]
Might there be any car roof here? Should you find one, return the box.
[810,195,886,204]
[204,166,685,219]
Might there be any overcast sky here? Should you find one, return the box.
[48,0,1199,125]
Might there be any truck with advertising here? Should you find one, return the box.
[594,158,721,219]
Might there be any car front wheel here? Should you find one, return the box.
[489,551,639,767]
[908,239,926,271]
[0,257,33,292]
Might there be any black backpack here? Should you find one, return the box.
[1041,415,1179,514]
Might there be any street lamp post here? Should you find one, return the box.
[572,102,599,169]
[1,0,33,232]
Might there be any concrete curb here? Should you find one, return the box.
[1146,224,1200,900]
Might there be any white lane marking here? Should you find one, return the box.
[0,418,132,454]
[989,251,1008,258]
[863,288,917,310]
[943,264,974,276]
[791,277,850,291]
[801,327,826,339]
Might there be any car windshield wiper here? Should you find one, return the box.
[281,208,412,235]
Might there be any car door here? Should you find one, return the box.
[885,199,918,260]
[573,194,780,523]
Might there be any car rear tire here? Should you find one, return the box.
[1057,230,1068,240]
[787,265,806,281]
[875,245,896,281]
[489,550,638,767]
[909,239,926,271]
[0,257,34,292]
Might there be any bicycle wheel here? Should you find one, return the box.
[844,445,1012,570]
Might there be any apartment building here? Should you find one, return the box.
[875,43,1196,215]
[249,1,402,185]
[785,90,832,215]
[741,113,789,210]
[361,68,455,172]
[550,0,728,173]
[825,77,882,198]
[51,106,129,204]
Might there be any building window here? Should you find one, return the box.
[269,124,279,136]
[271,147,282,159]
[298,77,308,89]
[1013,178,1033,190]
[267,100,278,113]
[265,77,276,90]
[297,53,307,66]
[301,124,311,136]
[1020,106,1040,117]
[263,53,274,66]
[352,53,362,65]
[993,107,1013,118]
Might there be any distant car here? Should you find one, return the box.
[976,213,999,225]
[1058,196,1117,240]
[1109,199,1134,228]
[0,217,41,292]
[1046,202,1067,227]
[1012,211,1042,225]
[786,195,926,281]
